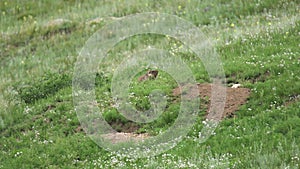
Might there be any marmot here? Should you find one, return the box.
[138,70,158,82]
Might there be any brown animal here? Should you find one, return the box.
[138,70,158,82]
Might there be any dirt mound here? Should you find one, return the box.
[173,83,251,119]
[101,83,251,143]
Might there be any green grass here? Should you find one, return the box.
[1,0,300,168]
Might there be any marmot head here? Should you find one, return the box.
[147,70,158,78]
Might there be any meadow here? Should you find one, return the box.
[0,0,299,168]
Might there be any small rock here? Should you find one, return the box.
[45,18,71,27]
[231,84,241,88]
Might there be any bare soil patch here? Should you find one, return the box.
[101,132,149,144]
[173,83,251,119]
[109,121,140,133]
